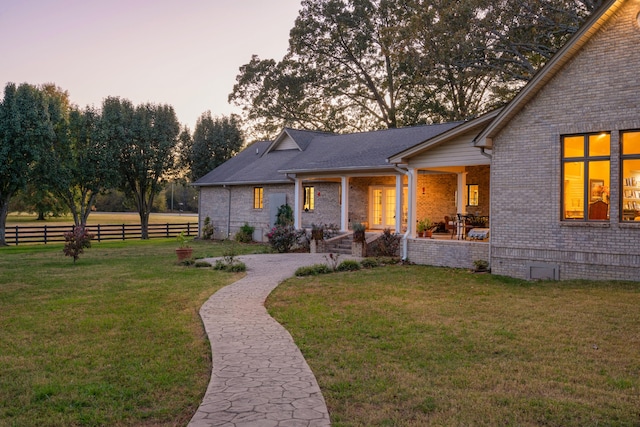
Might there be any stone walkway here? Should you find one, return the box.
[188,253,341,427]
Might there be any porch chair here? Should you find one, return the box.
[444,215,456,239]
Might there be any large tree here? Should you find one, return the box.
[25,84,118,226]
[100,97,180,239]
[0,83,54,245]
[54,105,119,225]
[230,0,604,139]
[186,112,243,181]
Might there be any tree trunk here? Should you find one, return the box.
[0,196,10,246]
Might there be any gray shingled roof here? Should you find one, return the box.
[280,123,461,173]
[193,140,297,186]
[193,123,462,186]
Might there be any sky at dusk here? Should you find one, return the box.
[0,0,302,129]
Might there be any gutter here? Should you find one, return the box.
[392,165,412,261]
[480,147,492,159]
[223,185,231,238]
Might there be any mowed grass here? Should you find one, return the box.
[6,212,197,226]
[0,239,267,427]
[267,265,640,426]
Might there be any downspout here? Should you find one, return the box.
[223,185,231,239]
[477,143,493,269]
[393,165,412,261]
[480,147,492,159]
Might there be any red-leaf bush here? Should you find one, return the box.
[63,226,94,263]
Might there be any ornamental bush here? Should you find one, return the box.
[336,260,361,272]
[266,225,305,253]
[235,223,254,243]
[63,226,94,263]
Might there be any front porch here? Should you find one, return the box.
[309,229,489,270]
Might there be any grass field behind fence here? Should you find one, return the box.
[6,212,197,226]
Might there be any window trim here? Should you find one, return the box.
[561,132,611,222]
[620,129,640,222]
[253,187,263,210]
[466,184,479,206]
[303,186,315,212]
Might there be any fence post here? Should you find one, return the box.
[44,225,47,244]
[166,223,169,238]
[122,224,125,240]
[187,223,191,236]
[15,225,19,246]
[97,224,101,242]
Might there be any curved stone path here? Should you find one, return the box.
[188,253,342,427]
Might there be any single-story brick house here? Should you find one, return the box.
[195,0,640,281]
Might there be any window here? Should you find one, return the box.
[467,184,479,206]
[303,186,315,211]
[562,133,610,220]
[621,130,640,221]
[253,187,263,209]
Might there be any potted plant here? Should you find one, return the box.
[176,231,193,261]
[311,223,324,241]
[352,222,366,243]
[417,218,433,238]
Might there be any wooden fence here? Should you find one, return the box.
[4,222,198,245]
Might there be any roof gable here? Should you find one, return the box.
[264,128,334,154]
[388,109,501,164]
[475,0,623,147]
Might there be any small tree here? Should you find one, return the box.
[63,226,94,263]
[276,204,294,226]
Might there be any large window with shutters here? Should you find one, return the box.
[562,132,610,221]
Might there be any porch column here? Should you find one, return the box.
[341,176,349,232]
[456,172,468,214]
[294,178,303,229]
[408,168,417,238]
[395,174,402,233]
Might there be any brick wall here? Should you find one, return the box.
[490,2,640,280]
[199,184,294,241]
[407,239,489,270]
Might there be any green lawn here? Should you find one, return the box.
[267,265,640,426]
[0,239,267,427]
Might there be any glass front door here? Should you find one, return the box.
[370,186,405,229]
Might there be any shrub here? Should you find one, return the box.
[336,260,361,272]
[360,258,379,268]
[202,216,214,240]
[235,223,254,243]
[352,222,366,242]
[370,229,401,257]
[276,204,294,226]
[194,260,211,268]
[213,259,246,272]
[295,264,332,276]
[63,226,94,263]
[266,225,305,253]
[376,256,401,265]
